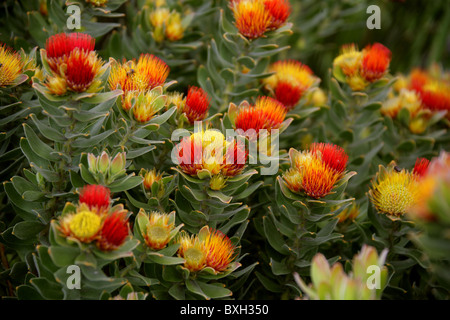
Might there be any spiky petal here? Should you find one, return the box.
[79,185,111,211]
[65,48,103,92]
[177,233,207,272]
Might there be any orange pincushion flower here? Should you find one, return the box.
[204,228,236,272]
[143,211,176,250]
[108,53,169,93]
[283,146,346,199]
[412,158,430,177]
[361,43,391,82]
[97,210,129,251]
[310,142,348,175]
[234,96,286,135]
[183,86,210,123]
[231,0,272,39]
[79,184,111,211]
[264,60,317,110]
[263,0,291,29]
[0,43,25,87]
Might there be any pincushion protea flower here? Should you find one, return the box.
[203,227,236,272]
[177,226,237,273]
[140,210,181,250]
[230,0,291,39]
[408,68,450,115]
[361,43,391,82]
[0,43,25,87]
[263,60,318,110]
[333,42,391,91]
[231,0,271,39]
[43,33,104,94]
[368,162,420,217]
[182,86,210,124]
[97,210,129,251]
[108,54,169,93]
[176,129,248,179]
[234,96,287,135]
[58,196,130,250]
[131,90,165,123]
[177,232,207,272]
[282,143,348,199]
[78,184,111,210]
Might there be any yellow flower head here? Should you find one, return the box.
[144,211,175,250]
[368,164,419,217]
[177,232,207,272]
[63,210,102,242]
[333,44,362,78]
[0,43,24,87]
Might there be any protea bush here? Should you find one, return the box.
[0,0,449,302]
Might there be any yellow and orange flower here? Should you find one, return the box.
[177,226,236,273]
[263,60,318,110]
[202,227,236,272]
[108,54,169,92]
[177,232,207,272]
[333,42,391,91]
[368,163,420,217]
[142,168,164,190]
[234,96,287,135]
[231,0,271,39]
[0,43,25,87]
[337,203,360,223]
[230,0,291,39]
[282,143,348,199]
[131,90,164,123]
[86,0,108,6]
[142,211,178,250]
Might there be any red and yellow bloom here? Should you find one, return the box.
[282,143,349,199]
[263,60,318,110]
[182,86,211,124]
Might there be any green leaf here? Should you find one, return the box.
[197,281,233,299]
[168,283,185,300]
[48,246,80,267]
[146,253,185,265]
[13,221,45,240]
[23,123,59,161]
[108,175,143,192]
[185,279,209,300]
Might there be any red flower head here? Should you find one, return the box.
[264,0,291,29]
[79,184,111,211]
[45,33,95,73]
[412,157,430,178]
[235,96,286,136]
[361,43,391,82]
[310,142,348,175]
[183,86,210,124]
[97,211,129,251]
